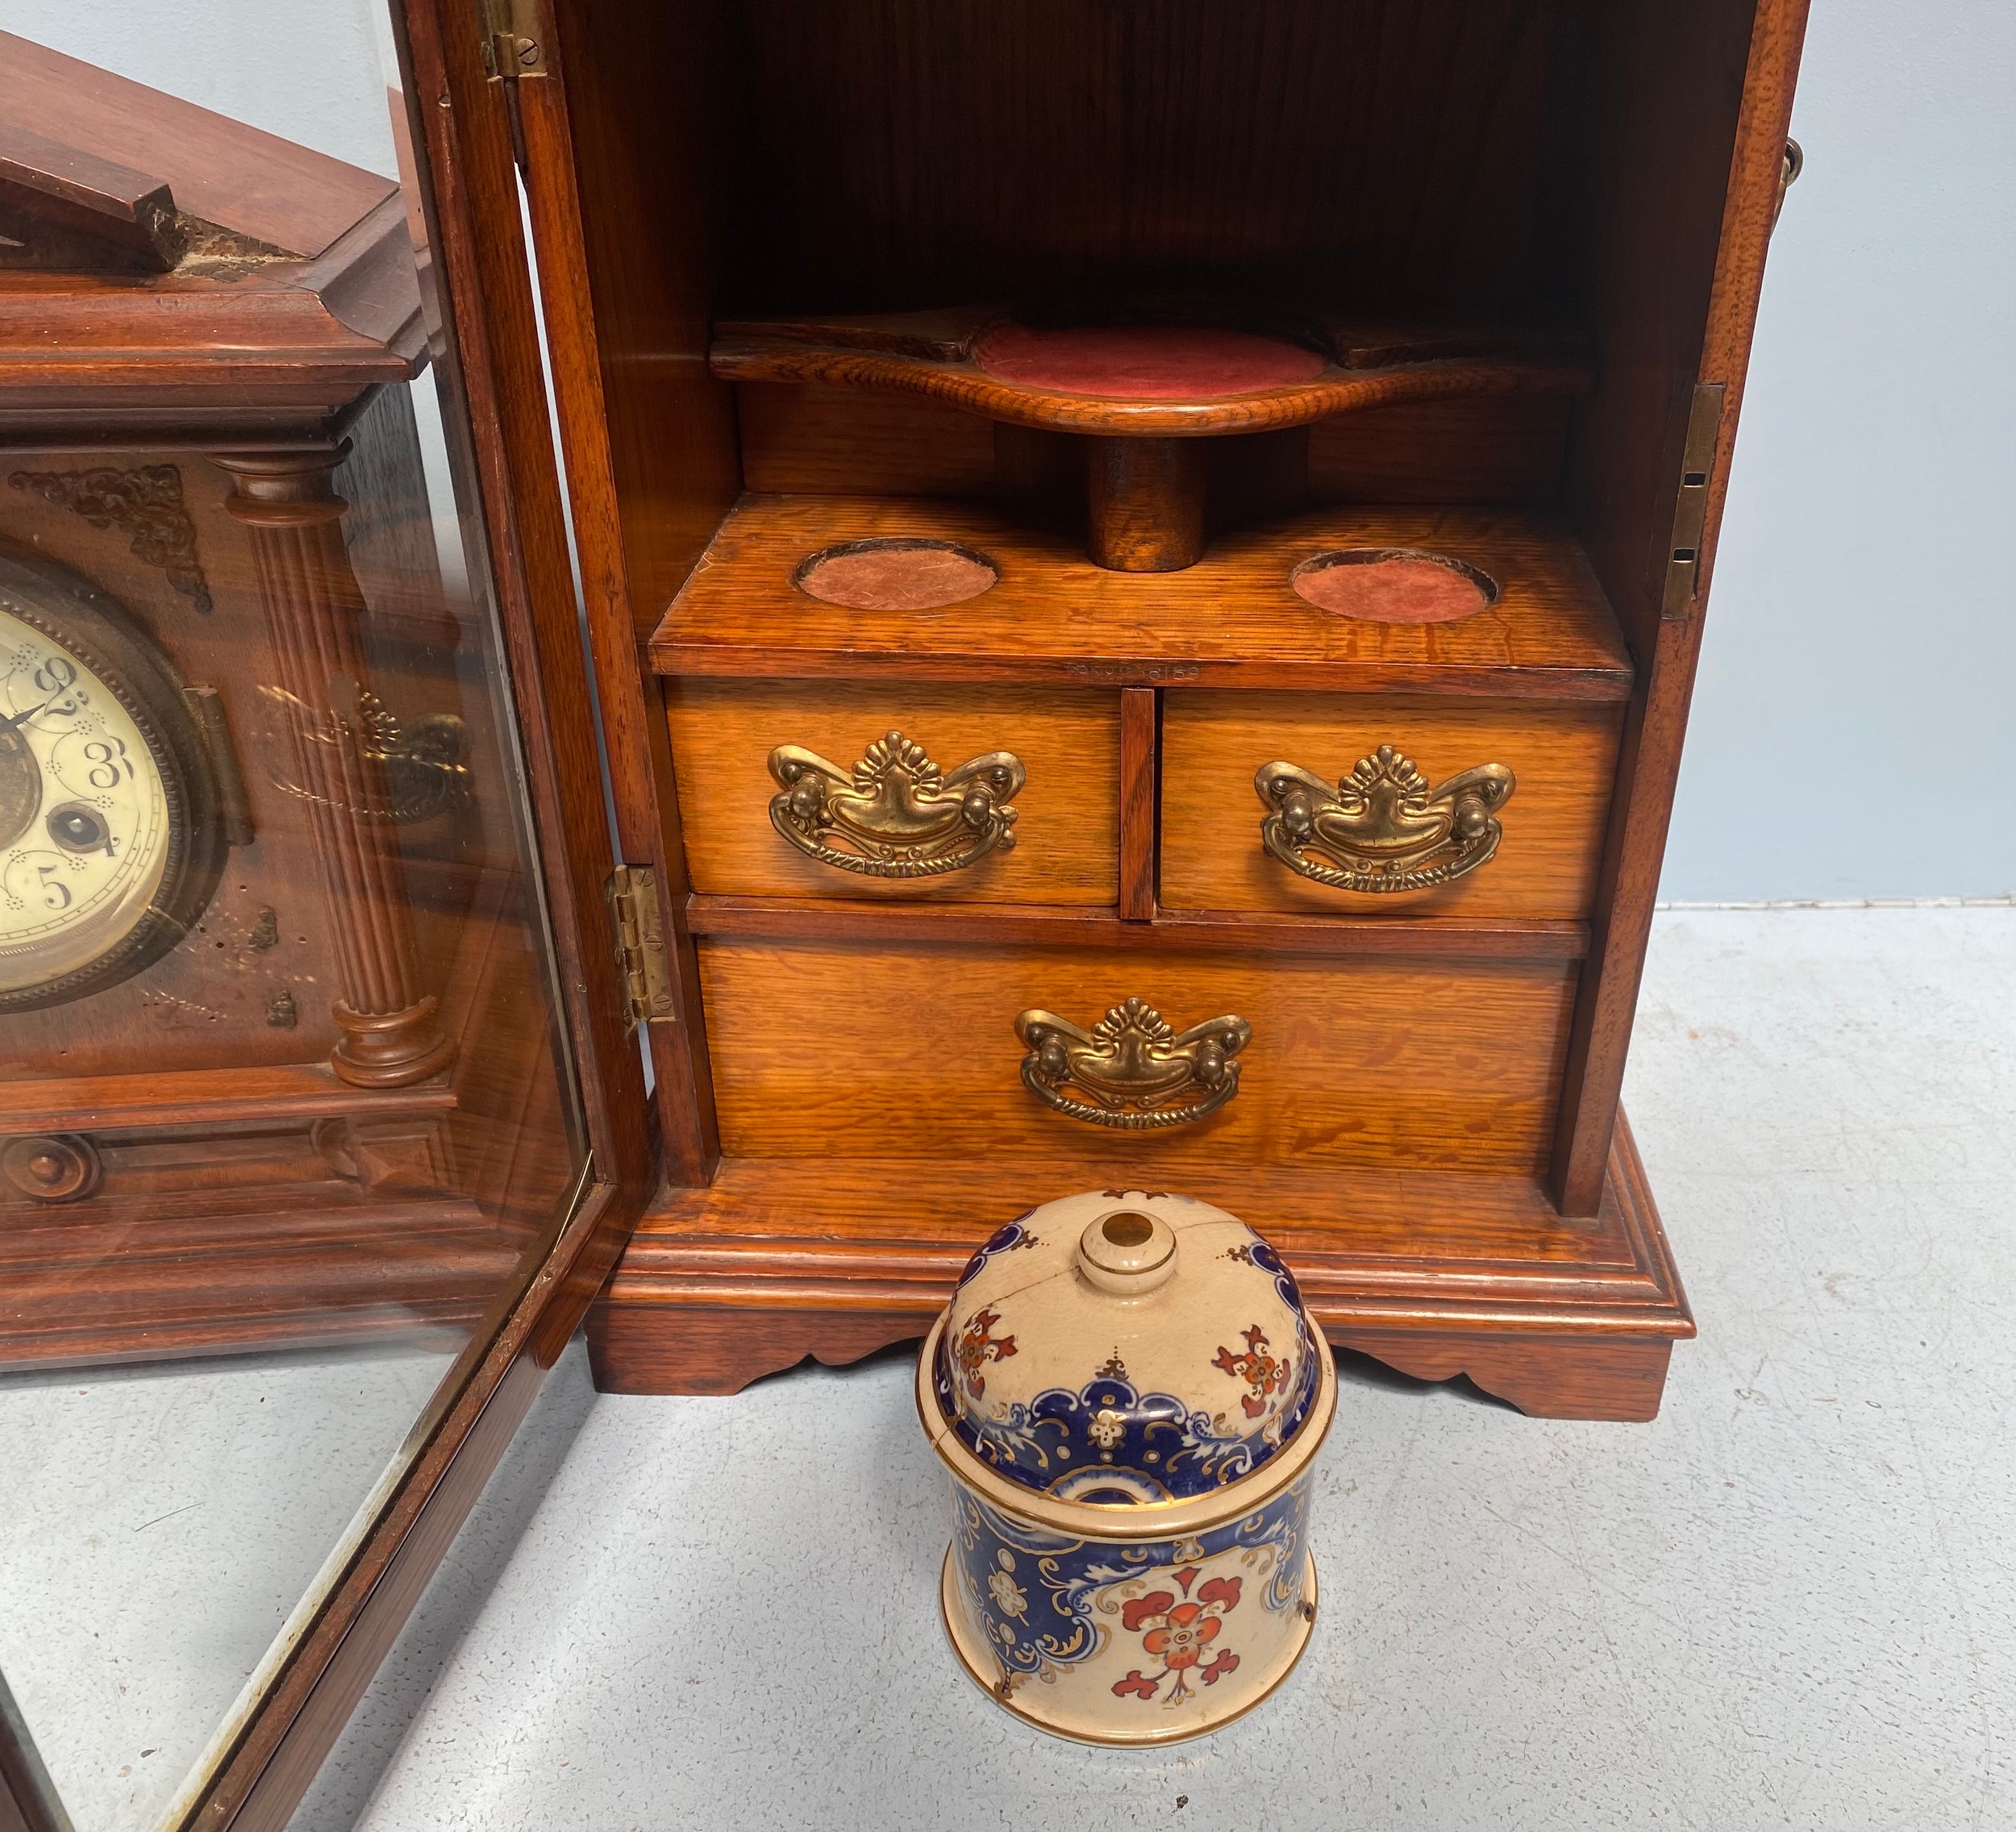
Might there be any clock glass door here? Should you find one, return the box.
[0,11,614,1830]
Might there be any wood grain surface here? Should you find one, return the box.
[518,0,749,1178]
[1160,691,1622,919]
[697,937,1577,1172]
[727,0,1561,315]
[685,893,1588,961]
[654,497,1635,696]
[0,31,394,258]
[713,331,1589,439]
[739,381,1573,512]
[1331,1328,1675,1423]
[1118,686,1158,918]
[1548,0,1813,1214]
[1306,392,1572,506]
[739,381,1000,497]
[0,1190,515,1368]
[666,678,1120,902]
[590,1110,1690,1415]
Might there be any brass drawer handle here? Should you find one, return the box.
[1256,744,1514,893]
[1015,997,1250,1130]
[768,730,1025,877]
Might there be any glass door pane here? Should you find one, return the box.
[0,7,592,1827]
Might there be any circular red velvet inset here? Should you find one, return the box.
[977,323,1327,399]
[794,539,999,611]
[1290,550,1497,624]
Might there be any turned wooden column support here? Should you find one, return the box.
[217,449,454,1089]
[1085,436,1208,572]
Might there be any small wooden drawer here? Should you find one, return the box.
[698,937,1577,1175]
[1160,692,1622,920]
[666,680,1120,903]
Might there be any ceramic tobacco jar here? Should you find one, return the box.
[918,1189,1336,1744]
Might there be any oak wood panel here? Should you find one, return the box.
[698,938,1577,1173]
[589,1110,1691,1416]
[519,15,723,1181]
[1160,691,1623,920]
[1331,1330,1674,1423]
[1306,392,1570,506]
[727,0,1560,315]
[545,0,741,635]
[400,0,655,1205]
[737,381,995,496]
[1118,686,1158,918]
[594,1303,932,1397]
[687,893,1585,960]
[654,497,1635,697]
[666,679,1120,903]
[1548,0,1812,1214]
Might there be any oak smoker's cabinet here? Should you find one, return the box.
[506,0,1808,1419]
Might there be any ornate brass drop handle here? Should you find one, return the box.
[768,730,1025,877]
[1256,744,1515,893]
[1015,997,1251,1130]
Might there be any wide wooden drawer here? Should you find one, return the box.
[698,938,1577,1174]
[1160,692,1621,920]
[667,680,1119,903]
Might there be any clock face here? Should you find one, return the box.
[0,554,223,1010]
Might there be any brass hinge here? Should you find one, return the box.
[479,0,547,79]
[606,866,676,1032]
[1660,381,1727,621]
[478,0,546,171]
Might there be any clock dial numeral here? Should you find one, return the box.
[0,604,174,993]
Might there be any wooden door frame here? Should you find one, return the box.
[146,2,659,1826]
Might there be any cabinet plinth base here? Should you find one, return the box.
[590,1111,1690,1421]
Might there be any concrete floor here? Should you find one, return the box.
[277,906,2011,1828]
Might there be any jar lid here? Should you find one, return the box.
[928,1190,1324,1508]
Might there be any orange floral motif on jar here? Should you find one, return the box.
[1110,1568,1243,1704]
[1213,1323,1289,1418]
[954,1305,1018,1400]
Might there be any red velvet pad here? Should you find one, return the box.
[797,541,998,611]
[1292,554,1491,623]
[977,323,1327,399]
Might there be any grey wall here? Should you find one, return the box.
[1664,0,2016,900]
[14,0,2014,900]
[11,2,400,180]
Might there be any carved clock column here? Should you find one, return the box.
[217,450,454,1088]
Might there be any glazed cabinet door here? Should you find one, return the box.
[0,8,650,1832]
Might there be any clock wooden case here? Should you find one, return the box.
[485,0,1810,1422]
[0,36,581,1366]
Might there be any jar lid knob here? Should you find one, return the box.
[1076,1207,1178,1295]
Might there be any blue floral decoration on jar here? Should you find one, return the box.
[948,1476,1312,1685]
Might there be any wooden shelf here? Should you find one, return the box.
[652,498,1636,697]
[712,307,1591,438]
[590,1110,1690,1421]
